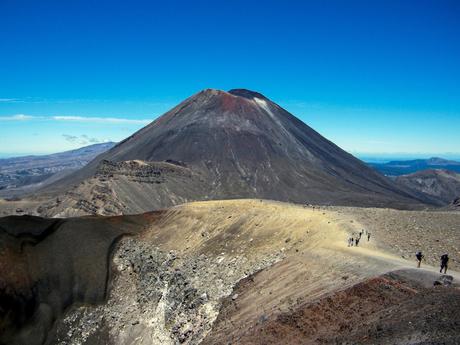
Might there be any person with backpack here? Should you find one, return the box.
[415,251,424,268]
[440,254,449,274]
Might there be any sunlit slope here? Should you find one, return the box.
[2,199,458,344]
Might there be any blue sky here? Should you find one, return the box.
[0,0,459,158]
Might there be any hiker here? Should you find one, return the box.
[358,231,362,240]
[415,251,424,268]
[355,237,360,247]
[367,232,371,241]
[349,236,355,246]
[440,254,449,274]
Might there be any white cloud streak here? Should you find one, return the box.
[52,115,151,124]
[0,114,41,120]
[0,98,22,103]
[0,114,151,124]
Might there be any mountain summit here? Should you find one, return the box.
[41,89,436,216]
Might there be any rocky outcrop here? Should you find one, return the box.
[36,160,207,217]
[53,235,284,344]
[95,160,194,183]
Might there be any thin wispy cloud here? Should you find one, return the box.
[0,97,45,103]
[0,98,22,103]
[62,134,110,145]
[0,114,41,120]
[0,114,151,125]
[62,134,80,143]
[52,116,151,124]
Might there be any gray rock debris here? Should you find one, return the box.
[434,275,453,286]
[55,236,285,345]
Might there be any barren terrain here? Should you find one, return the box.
[334,206,460,268]
[1,200,454,344]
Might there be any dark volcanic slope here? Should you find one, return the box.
[395,169,460,205]
[43,89,437,214]
[0,213,157,345]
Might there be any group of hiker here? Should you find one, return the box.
[416,251,450,274]
[346,231,450,275]
[347,229,370,247]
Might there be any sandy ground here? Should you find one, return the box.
[0,198,43,216]
[2,199,459,344]
[132,199,460,344]
[331,206,460,270]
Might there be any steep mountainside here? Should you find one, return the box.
[395,169,460,204]
[34,89,438,216]
[0,142,115,198]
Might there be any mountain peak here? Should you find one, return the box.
[44,88,435,211]
[195,88,268,101]
[228,89,267,100]
[187,88,270,114]
[199,88,225,96]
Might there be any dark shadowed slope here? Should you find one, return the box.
[0,142,116,198]
[38,89,438,216]
[0,212,158,345]
[395,169,460,205]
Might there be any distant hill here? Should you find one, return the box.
[395,169,460,205]
[368,157,460,176]
[0,142,116,198]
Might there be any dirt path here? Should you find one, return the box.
[33,199,459,345]
[195,201,460,344]
[331,206,460,269]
